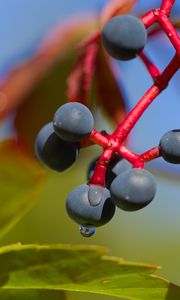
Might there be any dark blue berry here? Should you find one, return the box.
[110,168,156,211]
[159,130,180,164]
[112,157,131,176]
[53,102,94,142]
[35,122,78,172]
[66,184,115,227]
[102,15,147,60]
[87,154,131,188]
[87,157,99,181]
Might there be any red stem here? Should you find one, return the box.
[139,147,161,162]
[89,129,109,148]
[112,85,161,141]
[157,13,180,50]
[71,0,179,186]
[89,148,113,186]
[133,160,144,169]
[117,145,139,163]
[141,10,156,28]
[148,20,180,38]
[160,0,176,16]
[113,54,179,142]
[139,51,161,81]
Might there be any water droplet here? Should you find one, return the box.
[79,225,96,237]
[88,185,103,206]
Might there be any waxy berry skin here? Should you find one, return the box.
[102,15,147,60]
[53,102,94,142]
[110,168,156,211]
[66,184,115,227]
[35,122,78,172]
[159,130,180,164]
[87,154,131,188]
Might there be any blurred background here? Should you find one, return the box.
[0,0,180,299]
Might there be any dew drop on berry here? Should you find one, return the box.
[79,225,96,237]
[88,185,103,206]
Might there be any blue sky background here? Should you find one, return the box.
[0,0,179,74]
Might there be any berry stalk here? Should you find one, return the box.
[139,51,161,80]
[89,129,109,148]
[139,147,160,163]
[160,0,176,16]
[89,148,113,186]
[112,85,161,141]
[157,13,180,50]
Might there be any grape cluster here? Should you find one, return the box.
[35,100,158,236]
[35,10,180,237]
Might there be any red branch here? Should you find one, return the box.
[89,148,113,186]
[77,0,179,186]
[139,51,161,81]
[139,147,160,163]
[89,129,109,148]
[160,0,175,16]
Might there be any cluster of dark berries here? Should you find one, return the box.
[35,99,180,237]
[35,102,94,172]
[35,14,180,237]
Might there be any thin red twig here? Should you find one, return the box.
[89,129,109,148]
[139,147,160,162]
[70,0,179,186]
[139,51,161,81]
[89,0,179,186]
[117,145,139,163]
[89,148,113,186]
[160,0,175,16]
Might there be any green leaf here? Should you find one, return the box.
[0,244,179,300]
[0,140,46,239]
[0,290,67,300]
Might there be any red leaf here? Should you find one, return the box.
[66,43,98,106]
[0,18,97,120]
[100,0,136,28]
[14,18,97,152]
[94,45,127,125]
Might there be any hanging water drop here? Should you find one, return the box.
[79,225,96,237]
